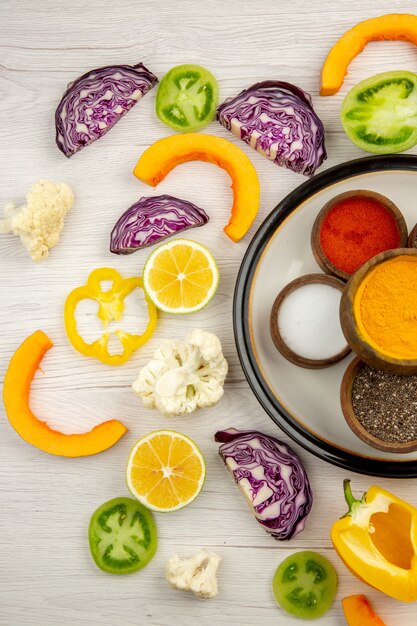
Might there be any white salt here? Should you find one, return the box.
[277,283,347,360]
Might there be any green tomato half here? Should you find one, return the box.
[156,64,219,132]
[88,497,157,574]
[341,70,417,154]
[272,551,338,620]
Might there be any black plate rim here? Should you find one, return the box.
[233,154,417,478]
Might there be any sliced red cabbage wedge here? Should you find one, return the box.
[215,428,313,540]
[217,81,326,176]
[55,63,158,157]
[110,194,209,254]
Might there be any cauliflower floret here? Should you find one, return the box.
[0,179,74,261]
[165,550,221,599]
[132,330,228,418]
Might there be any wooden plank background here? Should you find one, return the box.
[1,1,417,624]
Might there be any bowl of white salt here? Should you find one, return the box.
[270,273,351,369]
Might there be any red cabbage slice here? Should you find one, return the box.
[110,194,209,254]
[217,81,326,176]
[215,428,313,540]
[55,63,158,157]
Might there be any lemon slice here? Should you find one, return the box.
[143,238,219,314]
[126,430,206,512]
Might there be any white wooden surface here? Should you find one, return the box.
[1,1,417,624]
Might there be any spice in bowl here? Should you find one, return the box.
[352,366,417,445]
[270,274,350,368]
[355,254,417,361]
[408,223,417,248]
[311,190,407,281]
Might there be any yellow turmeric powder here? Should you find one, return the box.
[354,256,417,359]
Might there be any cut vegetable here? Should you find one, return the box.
[273,552,338,620]
[331,480,417,602]
[133,330,227,417]
[55,63,158,157]
[156,64,218,132]
[88,497,157,574]
[217,81,326,176]
[110,194,209,254]
[0,179,74,262]
[64,267,157,365]
[133,133,260,242]
[126,430,206,512]
[342,595,387,626]
[143,238,219,314]
[215,429,313,539]
[341,70,417,154]
[3,331,127,456]
[321,14,417,96]
[166,550,221,598]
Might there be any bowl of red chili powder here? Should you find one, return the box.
[311,190,408,281]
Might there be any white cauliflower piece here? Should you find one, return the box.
[0,179,74,261]
[165,550,221,599]
[133,330,228,418]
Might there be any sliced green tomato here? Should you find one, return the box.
[341,70,417,154]
[156,64,218,132]
[272,551,337,620]
[88,497,157,574]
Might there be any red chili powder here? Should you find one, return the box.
[319,197,400,274]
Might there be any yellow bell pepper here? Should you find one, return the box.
[64,267,157,366]
[331,480,417,602]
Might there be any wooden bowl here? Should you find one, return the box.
[311,189,408,281]
[340,248,417,375]
[270,273,351,369]
[408,223,417,248]
[341,357,417,453]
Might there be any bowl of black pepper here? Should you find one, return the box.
[341,357,417,453]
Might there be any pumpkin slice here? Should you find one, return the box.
[3,330,127,457]
[321,14,417,96]
[342,595,387,626]
[133,133,260,242]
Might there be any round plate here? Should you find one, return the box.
[234,154,417,478]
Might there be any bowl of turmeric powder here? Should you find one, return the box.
[341,248,417,374]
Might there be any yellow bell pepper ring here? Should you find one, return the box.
[64,268,157,366]
[331,479,417,602]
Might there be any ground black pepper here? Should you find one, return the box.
[351,366,417,443]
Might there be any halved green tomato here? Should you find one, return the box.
[156,64,218,132]
[341,70,417,154]
[88,497,157,574]
[272,551,338,620]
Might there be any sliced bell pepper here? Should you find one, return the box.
[331,480,417,602]
[64,267,157,366]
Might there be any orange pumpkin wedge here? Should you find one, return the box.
[3,330,127,457]
[321,14,417,95]
[133,133,260,242]
[342,595,386,626]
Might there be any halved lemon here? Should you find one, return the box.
[143,238,219,314]
[126,430,206,512]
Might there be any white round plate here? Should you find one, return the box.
[234,155,417,477]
